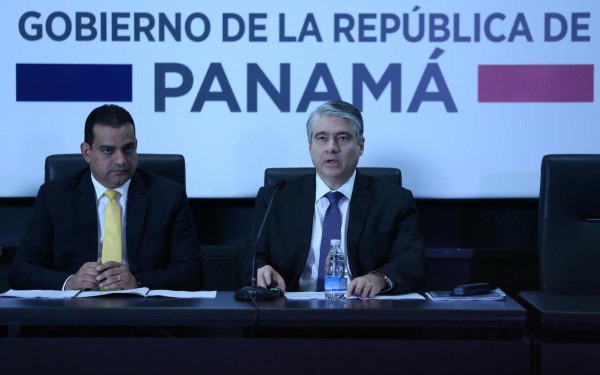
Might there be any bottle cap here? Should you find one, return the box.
[330,239,341,246]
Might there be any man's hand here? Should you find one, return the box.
[256,265,286,291]
[347,273,387,299]
[65,262,101,290]
[96,261,138,289]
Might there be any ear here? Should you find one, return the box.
[358,138,365,156]
[80,142,92,163]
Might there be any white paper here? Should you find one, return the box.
[284,292,425,301]
[146,290,217,298]
[76,287,150,298]
[0,289,80,299]
[1,288,218,299]
[76,288,217,298]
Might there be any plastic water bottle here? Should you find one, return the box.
[324,239,347,300]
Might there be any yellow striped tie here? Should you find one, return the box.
[101,190,122,263]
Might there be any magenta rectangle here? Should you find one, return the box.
[478,64,594,102]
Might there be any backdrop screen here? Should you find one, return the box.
[2,1,598,198]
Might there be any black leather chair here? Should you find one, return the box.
[44,153,186,187]
[539,154,600,295]
[264,167,402,187]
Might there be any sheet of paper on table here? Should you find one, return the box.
[1,288,217,299]
[284,292,425,300]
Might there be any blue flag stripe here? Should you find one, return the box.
[16,64,132,102]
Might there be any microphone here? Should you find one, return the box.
[235,179,286,301]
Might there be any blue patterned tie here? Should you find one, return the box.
[316,191,344,291]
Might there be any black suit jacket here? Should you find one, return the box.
[237,172,427,294]
[10,169,203,290]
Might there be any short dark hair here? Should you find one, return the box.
[84,104,136,147]
[306,100,364,142]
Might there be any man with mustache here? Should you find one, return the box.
[11,104,202,291]
[237,101,427,298]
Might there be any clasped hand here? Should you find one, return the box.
[66,261,138,290]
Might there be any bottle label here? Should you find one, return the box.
[324,277,346,291]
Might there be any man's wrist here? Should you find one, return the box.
[369,271,393,292]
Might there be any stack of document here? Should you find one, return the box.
[425,288,506,301]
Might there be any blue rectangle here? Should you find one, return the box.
[16,64,132,102]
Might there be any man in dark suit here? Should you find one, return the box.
[10,104,202,291]
[237,101,426,298]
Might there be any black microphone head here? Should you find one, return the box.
[275,179,286,190]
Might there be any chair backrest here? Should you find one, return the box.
[44,153,186,187]
[264,167,402,187]
[539,154,600,295]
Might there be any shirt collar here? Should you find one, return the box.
[90,173,131,202]
[315,170,356,203]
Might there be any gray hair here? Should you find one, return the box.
[305,100,364,142]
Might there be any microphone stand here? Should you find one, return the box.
[235,180,285,301]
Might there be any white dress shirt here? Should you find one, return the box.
[298,171,356,291]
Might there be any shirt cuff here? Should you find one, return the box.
[62,275,73,291]
[369,271,394,293]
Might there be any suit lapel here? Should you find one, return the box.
[75,171,101,262]
[125,172,149,263]
[291,175,316,281]
[347,172,373,278]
